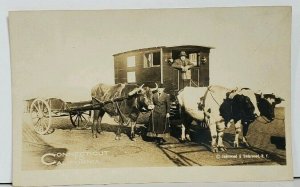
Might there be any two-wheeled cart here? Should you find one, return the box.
[29,97,126,135]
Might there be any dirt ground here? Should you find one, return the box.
[22,108,286,170]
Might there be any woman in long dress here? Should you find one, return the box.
[147,86,170,144]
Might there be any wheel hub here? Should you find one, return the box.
[37,111,44,118]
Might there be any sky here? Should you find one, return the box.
[9,7,291,103]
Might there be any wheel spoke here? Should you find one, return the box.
[69,111,90,128]
[41,103,46,113]
[33,118,41,127]
[81,115,87,121]
[40,118,45,131]
[44,104,49,113]
[33,103,39,112]
[35,119,42,132]
[40,101,44,112]
[42,119,49,131]
[38,100,41,111]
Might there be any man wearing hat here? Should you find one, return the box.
[147,83,170,144]
[171,51,195,88]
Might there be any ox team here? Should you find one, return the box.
[91,51,283,152]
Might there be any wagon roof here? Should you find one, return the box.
[113,45,215,56]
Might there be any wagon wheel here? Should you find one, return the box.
[30,98,52,135]
[69,111,91,129]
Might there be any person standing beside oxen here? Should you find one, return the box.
[171,51,195,88]
[147,84,171,144]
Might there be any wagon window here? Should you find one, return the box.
[143,52,160,68]
[189,53,197,66]
[127,56,135,67]
[127,72,136,83]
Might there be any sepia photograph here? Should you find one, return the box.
[10,7,292,186]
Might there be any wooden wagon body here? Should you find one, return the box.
[113,45,213,96]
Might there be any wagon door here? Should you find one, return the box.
[170,50,210,90]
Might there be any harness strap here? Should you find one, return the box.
[92,89,142,127]
[151,110,155,133]
[113,101,130,126]
[208,89,221,106]
[92,95,129,125]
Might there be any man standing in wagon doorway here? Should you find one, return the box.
[171,51,195,88]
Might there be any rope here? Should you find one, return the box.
[151,110,155,133]
[114,101,130,126]
[163,116,170,134]
[92,93,131,127]
[190,80,198,87]
[208,90,221,106]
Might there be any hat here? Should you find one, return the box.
[179,51,187,57]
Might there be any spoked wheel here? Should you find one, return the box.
[30,98,52,135]
[69,111,91,129]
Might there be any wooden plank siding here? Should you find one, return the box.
[135,50,161,86]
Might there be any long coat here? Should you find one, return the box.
[172,58,195,80]
[148,92,170,136]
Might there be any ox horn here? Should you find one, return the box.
[139,84,144,89]
[150,83,158,92]
[137,84,145,93]
[128,84,144,96]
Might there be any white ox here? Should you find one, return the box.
[177,87,207,141]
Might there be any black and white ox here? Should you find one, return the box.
[177,85,283,152]
[91,83,158,140]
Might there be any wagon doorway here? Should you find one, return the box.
[171,50,207,90]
